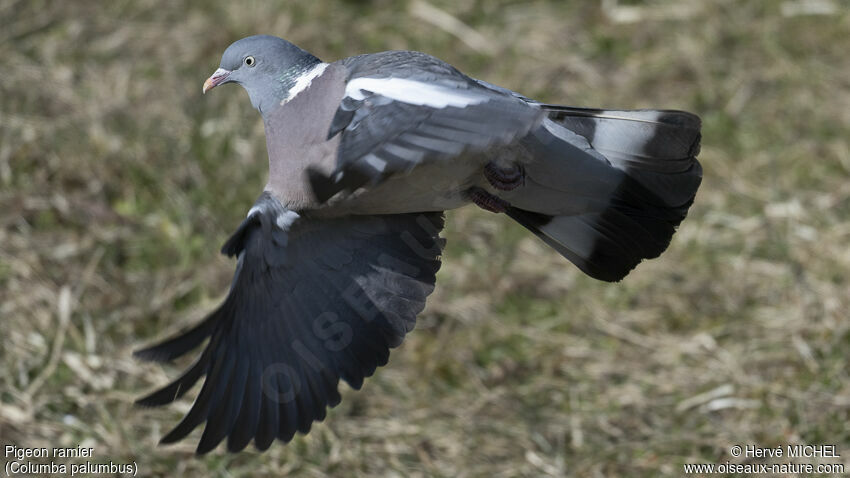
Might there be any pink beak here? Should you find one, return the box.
[202,68,231,94]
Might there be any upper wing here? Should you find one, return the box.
[308,51,544,202]
[134,193,445,453]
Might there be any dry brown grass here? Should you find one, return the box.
[2,0,849,476]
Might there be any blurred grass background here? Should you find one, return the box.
[2,0,850,476]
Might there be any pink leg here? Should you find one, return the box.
[467,187,511,213]
[484,161,524,191]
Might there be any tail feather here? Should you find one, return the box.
[543,106,701,160]
[504,107,702,282]
[541,106,702,206]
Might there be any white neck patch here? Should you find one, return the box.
[281,63,329,105]
[345,77,490,109]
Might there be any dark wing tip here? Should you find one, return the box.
[134,357,205,407]
[132,346,163,363]
[133,342,185,364]
[132,311,219,363]
[159,417,198,446]
[195,436,219,455]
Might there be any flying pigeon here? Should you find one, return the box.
[135,35,702,454]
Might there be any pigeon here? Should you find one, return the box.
[135,35,702,454]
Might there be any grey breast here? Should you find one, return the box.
[263,64,348,210]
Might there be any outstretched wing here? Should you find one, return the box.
[134,193,445,453]
[309,51,544,202]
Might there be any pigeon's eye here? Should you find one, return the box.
[245,56,255,67]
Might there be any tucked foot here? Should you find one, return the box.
[467,187,511,213]
[484,161,525,191]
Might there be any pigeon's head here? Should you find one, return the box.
[203,35,322,115]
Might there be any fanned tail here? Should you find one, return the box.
[502,106,702,281]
